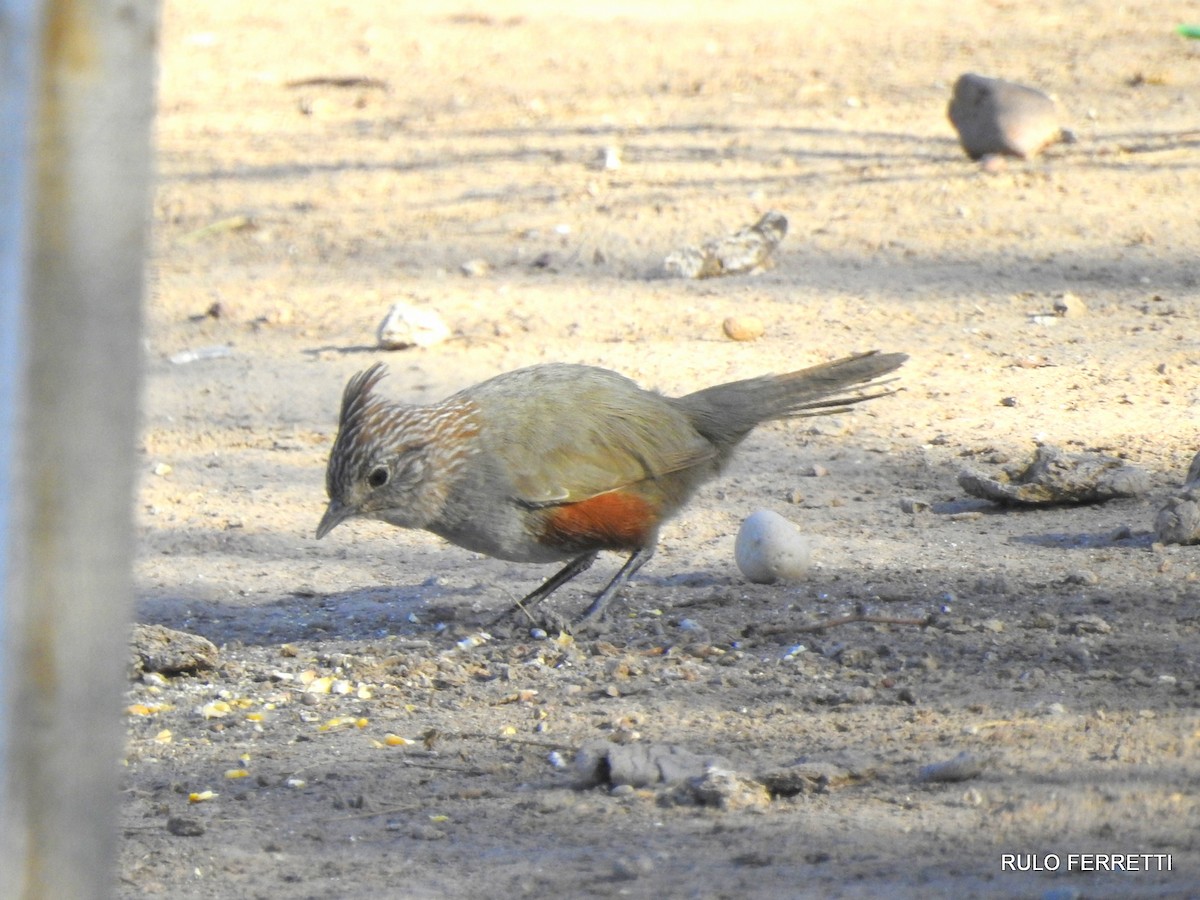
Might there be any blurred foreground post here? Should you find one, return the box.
[0,0,159,896]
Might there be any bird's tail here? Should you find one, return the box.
[674,350,908,451]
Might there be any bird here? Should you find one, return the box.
[316,351,907,628]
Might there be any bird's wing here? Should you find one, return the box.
[467,365,716,508]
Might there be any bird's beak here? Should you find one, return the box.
[316,501,352,539]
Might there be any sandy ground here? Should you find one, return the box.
[121,1,1200,896]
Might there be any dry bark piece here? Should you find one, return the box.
[947,73,1062,160]
[129,624,218,677]
[958,444,1149,505]
[663,211,787,278]
[166,815,207,837]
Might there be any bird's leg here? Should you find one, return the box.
[489,551,598,627]
[574,545,655,626]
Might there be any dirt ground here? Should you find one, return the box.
[121,1,1200,896]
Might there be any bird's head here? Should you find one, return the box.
[317,364,445,538]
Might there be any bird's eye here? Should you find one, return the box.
[367,467,389,488]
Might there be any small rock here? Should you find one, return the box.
[663,210,787,279]
[1064,570,1100,586]
[611,856,654,881]
[1069,614,1112,635]
[688,767,771,810]
[734,509,812,585]
[899,497,930,514]
[592,146,622,171]
[459,258,490,278]
[166,816,206,837]
[1028,611,1058,629]
[758,761,861,796]
[805,464,830,478]
[169,345,232,365]
[979,153,1008,174]
[408,824,447,841]
[947,73,1062,160]
[575,741,721,788]
[260,304,294,326]
[1186,450,1200,486]
[129,624,218,677]
[1052,291,1087,317]
[722,315,765,342]
[1155,485,1200,545]
[844,685,876,704]
[152,462,173,477]
[377,302,450,350]
[918,750,988,783]
[959,444,1149,506]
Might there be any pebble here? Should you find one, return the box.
[593,146,622,171]
[459,258,490,277]
[377,302,450,350]
[169,345,232,365]
[1186,449,1200,485]
[722,315,765,342]
[1069,614,1112,635]
[947,73,1061,160]
[663,210,787,279]
[899,497,930,513]
[1155,485,1200,545]
[734,509,812,585]
[1052,291,1087,318]
[166,816,206,837]
[918,750,988,783]
[611,856,654,881]
[1042,889,1082,900]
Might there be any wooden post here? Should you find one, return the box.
[0,0,159,896]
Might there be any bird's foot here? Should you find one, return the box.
[485,600,574,639]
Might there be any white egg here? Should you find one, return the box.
[734,509,812,584]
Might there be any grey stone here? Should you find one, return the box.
[948,73,1061,160]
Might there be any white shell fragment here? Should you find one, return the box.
[377,302,450,350]
[734,509,812,585]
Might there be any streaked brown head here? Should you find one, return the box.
[317,364,474,538]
